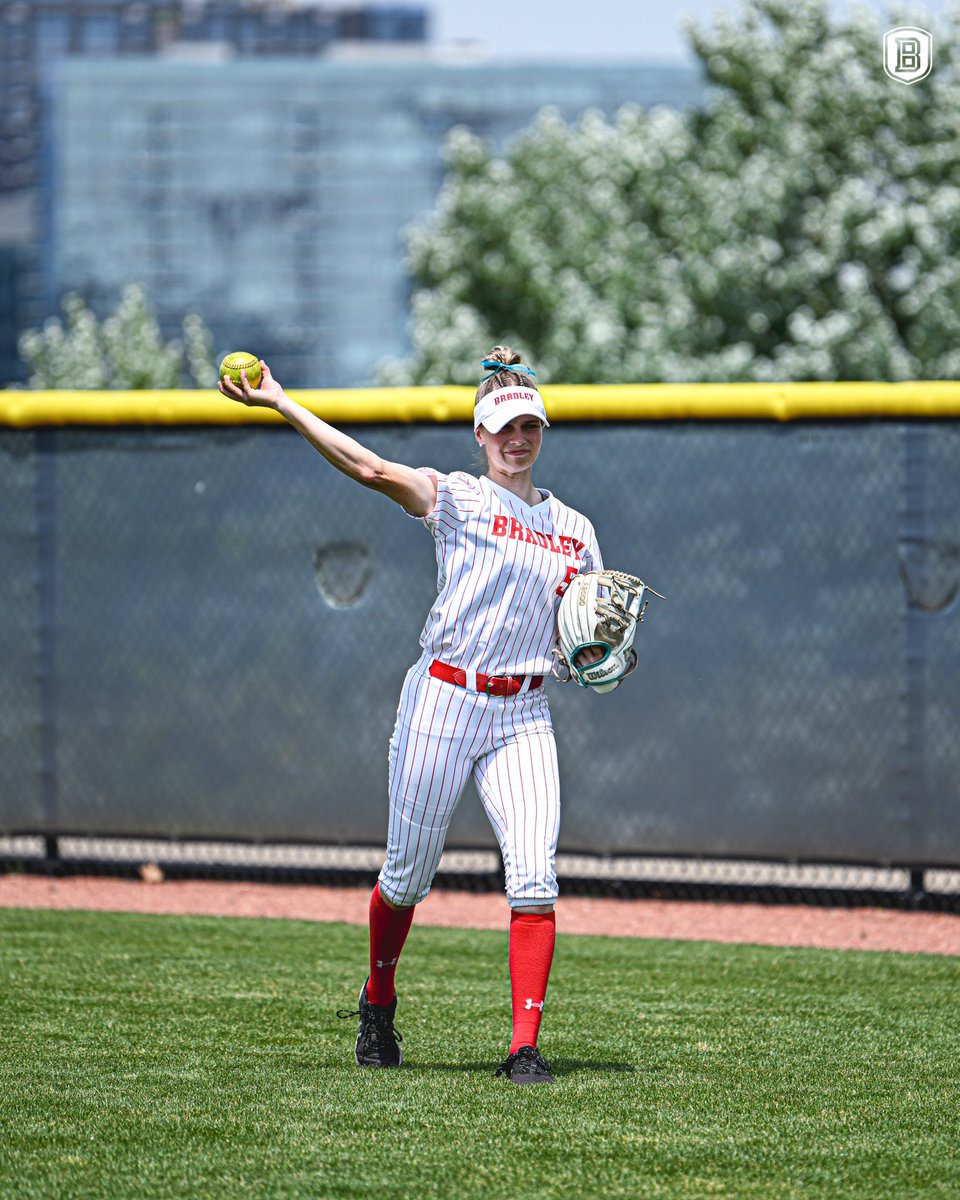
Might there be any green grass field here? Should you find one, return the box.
[1,906,958,1200]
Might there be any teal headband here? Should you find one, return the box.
[480,358,538,381]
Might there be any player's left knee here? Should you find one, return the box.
[505,868,558,911]
[506,880,558,912]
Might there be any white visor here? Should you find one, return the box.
[474,386,550,433]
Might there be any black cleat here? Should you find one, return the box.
[495,1044,554,1085]
[337,979,403,1067]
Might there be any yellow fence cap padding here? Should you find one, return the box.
[2,382,960,427]
[0,388,473,427]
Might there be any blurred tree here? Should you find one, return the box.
[383,0,959,384]
[18,284,214,389]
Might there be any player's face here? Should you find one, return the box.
[476,417,544,476]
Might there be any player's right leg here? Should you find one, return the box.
[379,660,486,907]
[341,659,486,1067]
[337,883,414,1068]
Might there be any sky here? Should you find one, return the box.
[425,0,954,63]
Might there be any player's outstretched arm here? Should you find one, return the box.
[218,362,436,516]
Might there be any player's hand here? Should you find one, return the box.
[218,360,284,409]
[573,645,606,668]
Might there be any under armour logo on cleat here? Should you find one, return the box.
[524,998,545,1011]
[376,957,399,969]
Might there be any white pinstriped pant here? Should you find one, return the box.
[378,655,561,909]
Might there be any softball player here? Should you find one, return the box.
[219,346,604,1085]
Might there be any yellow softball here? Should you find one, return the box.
[219,351,262,389]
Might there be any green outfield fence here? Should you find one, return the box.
[2,383,960,910]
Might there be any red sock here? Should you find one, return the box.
[508,911,557,1053]
[366,883,415,1006]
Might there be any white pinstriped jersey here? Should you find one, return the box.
[411,470,602,677]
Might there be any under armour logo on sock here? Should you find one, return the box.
[376,957,399,969]
[524,998,545,1011]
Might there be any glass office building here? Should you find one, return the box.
[45,58,703,386]
[1,2,428,194]
[0,2,428,378]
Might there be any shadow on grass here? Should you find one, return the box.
[317,1059,651,1076]
[551,1059,656,1076]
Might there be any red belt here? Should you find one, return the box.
[429,659,544,697]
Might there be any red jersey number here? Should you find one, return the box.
[556,566,578,597]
